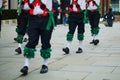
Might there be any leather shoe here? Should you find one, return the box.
[15,47,22,54]
[76,48,83,53]
[94,39,99,45]
[23,38,28,42]
[62,47,69,54]
[14,38,17,42]
[90,39,99,45]
[40,65,48,74]
[20,66,28,75]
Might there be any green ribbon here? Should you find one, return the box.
[91,27,100,36]
[46,11,55,30]
[40,48,52,59]
[16,34,24,43]
[83,10,87,24]
[24,46,36,58]
[17,0,22,16]
[77,34,84,40]
[95,3,101,14]
[66,33,73,41]
[92,0,101,14]
[15,27,19,33]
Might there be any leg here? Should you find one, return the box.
[40,29,53,73]
[88,12,100,45]
[76,16,85,53]
[15,12,28,54]
[62,19,77,54]
[20,18,40,75]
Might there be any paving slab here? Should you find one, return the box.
[0,22,120,80]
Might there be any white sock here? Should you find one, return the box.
[24,33,28,39]
[18,43,22,48]
[93,34,98,40]
[78,40,83,48]
[24,58,30,67]
[67,41,72,49]
[42,59,48,66]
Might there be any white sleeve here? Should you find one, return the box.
[46,0,52,11]
[95,0,100,5]
[43,0,52,11]
[79,0,86,10]
[29,0,34,4]
[57,0,60,4]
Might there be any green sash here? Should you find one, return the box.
[46,11,55,30]
[17,0,22,15]
[83,10,87,24]
[92,0,101,14]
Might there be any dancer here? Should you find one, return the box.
[20,0,54,75]
[62,0,86,54]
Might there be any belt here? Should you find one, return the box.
[36,14,43,17]
[23,10,29,13]
[88,9,98,12]
[31,13,49,17]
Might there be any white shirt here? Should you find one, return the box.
[23,2,30,10]
[30,0,52,15]
[0,0,3,8]
[87,0,100,10]
[17,0,30,10]
[70,0,86,10]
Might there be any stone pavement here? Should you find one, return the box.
[0,22,120,80]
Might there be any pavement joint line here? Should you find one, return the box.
[13,53,72,80]
[13,67,41,80]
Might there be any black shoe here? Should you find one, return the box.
[94,39,99,45]
[23,38,28,42]
[15,47,22,54]
[14,38,17,42]
[20,66,28,75]
[62,47,69,54]
[40,65,48,74]
[90,40,94,44]
[90,39,99,45]
[76,48,83,53]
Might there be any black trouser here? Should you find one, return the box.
[88,11,100,29]
[17,10,29,35]
[0,13,1,32]
[53,15,58,26]
[68,12,85,34]
[26,15,53,49]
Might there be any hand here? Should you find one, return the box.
[58,8,62,13]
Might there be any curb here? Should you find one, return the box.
[1,19,17,26]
